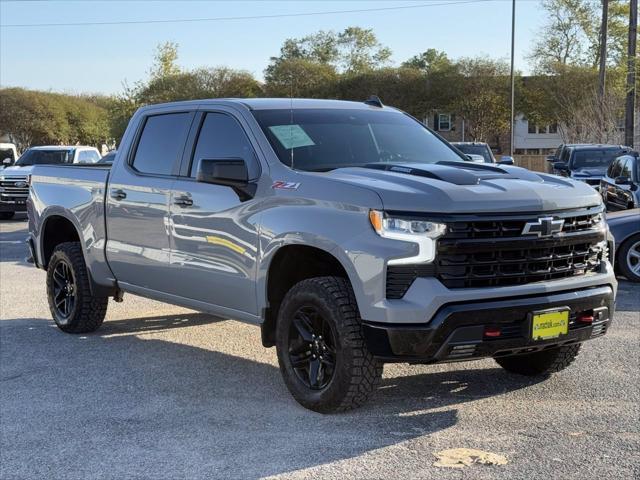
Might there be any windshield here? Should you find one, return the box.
[570,149,623,170]
[252,109,465,171]
[453,144,494,163]
[16,149,74,166]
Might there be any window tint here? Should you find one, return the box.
[609,158,622,178]
[190,112,257,177]
[133,113,192,175]
[620,157,632,178]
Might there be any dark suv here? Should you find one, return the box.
[600,151,640,211]
[553,145,631,190]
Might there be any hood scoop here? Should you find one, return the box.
[362,161,512,186]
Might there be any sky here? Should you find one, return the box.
[0,0,548,95]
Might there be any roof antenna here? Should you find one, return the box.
[364,95,384,108]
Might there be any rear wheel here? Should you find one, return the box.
[495,343,581,376]
[618,234,640,283]
[275,276,383,413]
[0,212,15,220]
[46,242,108,333]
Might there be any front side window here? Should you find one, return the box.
[132,113,192,176]
[253,109,465,172]
[620,157,632,178]
[189,113,257,178]
[609,158,623,178]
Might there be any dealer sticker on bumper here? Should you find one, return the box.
[531,309,569,341]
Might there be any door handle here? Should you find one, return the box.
[110,189,126,200]
[173,195,193,207]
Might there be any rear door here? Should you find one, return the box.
[167,108,263,315]
[106,108,195,292]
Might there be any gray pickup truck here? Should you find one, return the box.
[27,98,617,412]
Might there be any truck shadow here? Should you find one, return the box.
[0,313,543,479]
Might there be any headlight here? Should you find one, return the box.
[369,210,446,265]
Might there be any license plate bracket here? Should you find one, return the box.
[530,308,570,341]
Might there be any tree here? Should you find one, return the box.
[150,41,180,79]
[529,0,632,73]
[264,58,337,98]
[401,49,453,74]
[449,58,512,143]
[265,26,392,84]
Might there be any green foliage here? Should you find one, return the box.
[0,88,109,151]
[401,49,453,75]
[150,41,181,79]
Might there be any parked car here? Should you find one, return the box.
[27,98,616,412]
[0,143,19,169]
[600,151,639,211]
[553,144,631,190]
[451,141,514,165]
[607,208,640,282]
[0,145,101,220]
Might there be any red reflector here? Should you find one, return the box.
[484,328,501,337]
[578,315,594,324]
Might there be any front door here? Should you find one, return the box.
[106,110,194,292]
[167,110,263,315]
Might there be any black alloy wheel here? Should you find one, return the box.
[288,305,337,390]
[51,259,76,321]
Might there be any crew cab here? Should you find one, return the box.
[27,99,617,412]
[1,146,101,220]
[553,144,631,190]
[600,151,640,211]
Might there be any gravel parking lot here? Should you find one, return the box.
[1,213,638,479]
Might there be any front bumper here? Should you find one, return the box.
[363,285,614,363]
[0,200,27,212]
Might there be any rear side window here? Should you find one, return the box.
[189,112,258,178]
[132,113,192,175]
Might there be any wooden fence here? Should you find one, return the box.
[513,155,547,173]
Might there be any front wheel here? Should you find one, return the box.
[46,242,108,333]
[495,343,581,376]
[618,234,640,283]
[275,276,383,413]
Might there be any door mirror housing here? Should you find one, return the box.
[553,162,568,171]
[498,155,514,165]
[614,176,632,185]
[196,158,256,200]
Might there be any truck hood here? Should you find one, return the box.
[325,161,602,213]
[571,167,607,178]
[0,165,34,176]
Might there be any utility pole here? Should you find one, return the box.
[509,0,516,156]
[598,0,609,103]
[624,0,637,147]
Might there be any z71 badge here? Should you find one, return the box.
[272,181,301,190]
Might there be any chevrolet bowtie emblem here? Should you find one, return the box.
[522,217,564,237]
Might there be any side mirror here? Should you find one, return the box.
[2,158,12,165]
[553,162,568,171]
[196,158,256,200]
[498,156,514,165]
[614,176,632,185]
[546,155,556,162]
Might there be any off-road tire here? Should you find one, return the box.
[275,276,383,413]
[46,242,108,333]
[0,212,15,220]
[617,234,640,283]
[495,343,582,376]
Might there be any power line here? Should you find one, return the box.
[1,0,495,28]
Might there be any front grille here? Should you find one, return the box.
[385,208,606,297]
[0,176,29,198]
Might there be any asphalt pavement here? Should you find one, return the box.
[1,213,638,479]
